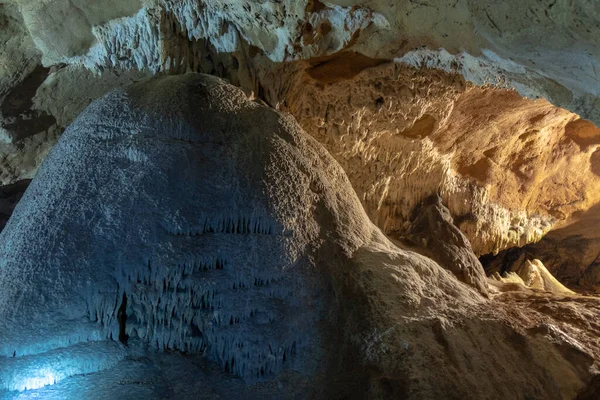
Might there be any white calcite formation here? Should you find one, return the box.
[8,0,598,126]
[490,259,576,295]
[0,73,368,387]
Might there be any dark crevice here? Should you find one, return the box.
[1,65,56,142]
[306,52,389,84]
[480,246,528,277]
[117,292,129,345]
[479,237,600,292]
[166,215,280,236]
[0,179,31,233]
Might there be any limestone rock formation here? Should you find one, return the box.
[1,74,600,399]
[0,3,43,142]
[484,211,600,292]
[1,0,600,263]
[1,1,600,398]
[7,1,599,126]
[0,73,362,390]
[490,259,575,295]
[400,195,489,296]
[274,62,600,256]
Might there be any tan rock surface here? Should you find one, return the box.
[351,233,600,399]
[399,195,489,295]
[485,203,600,290]
[267,61,600,255]
[490,259,576,295]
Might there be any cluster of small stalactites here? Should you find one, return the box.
[164,214,283,237]
[116,252,305,380]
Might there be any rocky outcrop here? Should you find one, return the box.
[0,4,149,185]
[0,4,60,184]
[0,3,51,144]
[490,259,575,295]
[400,195,489,296]
[0,73,366,393]
[0,3,600,396]
[274,62,600,255]
[0,63,148,185]
[8,1,599,127]
[484,203,600,291]
[1,74,600,399]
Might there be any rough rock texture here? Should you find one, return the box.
[2,2,600,396]
[7,0,599,127]
[399,196,489,296]
[0,4,150,185]
[32,65,151,128]
[3,0,599,128]
[0,73,348,388]
[0,66,149,185]
[17,0,143,65]
[490,259,575,295]
[1,74,600,399]
[0,3,52,144]
[272,62,600,255]
[484,204,600,291]
[0,3,58,185]
[539,233,600,291]
[0,129,58,186]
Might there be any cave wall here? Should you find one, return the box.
[270,61,600,255]
[6,0,599,124]
[1,0,600,280]
[2,3,600,397]
[484,202,600,290]
[2,73,600,400]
